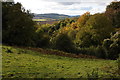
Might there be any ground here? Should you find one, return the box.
[1,45,120,78]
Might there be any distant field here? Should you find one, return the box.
[32,18,58,25]
[32,19,47,21]
[2,45,120,78]
[32,18,57,22]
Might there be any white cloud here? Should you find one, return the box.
[14,0,120,15]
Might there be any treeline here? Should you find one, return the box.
[2,1,120,59]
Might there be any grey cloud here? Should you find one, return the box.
[58,2,80,5]
[43,0,81,2]
[43,0,81,5]
[43,0,119,3]
[2,0,14,2]
[69,7,93,11]
[80,7,93,10]
[98,2,106,6]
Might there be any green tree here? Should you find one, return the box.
[2,2,36,46]
[105,1,120,28]
[50,33,74,52]
[34,25,50,48]
[75,29,93,47]
[85,13,114,45]
[67,30,77,42]
[75,13,114,47]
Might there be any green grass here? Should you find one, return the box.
[2,45,120,78]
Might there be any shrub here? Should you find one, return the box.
[95,46,106,58]
[34,28,50,48]
[75,30,94,47]
[50,33,75,53]
[102,32,120,59]
[79,46,106,58]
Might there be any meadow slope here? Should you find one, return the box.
[2,45,120,78]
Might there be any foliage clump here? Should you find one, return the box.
[50,33,75,53]
[102,32,120,59]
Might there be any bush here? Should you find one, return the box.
[34,28,50,48]
[75,31,92,47]
[102,32,120,59]
[50,33,75,53]
[79,46,106,58]
[95,46,106,58]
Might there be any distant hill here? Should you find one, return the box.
[33,13,71,20]
[32,13,80,24]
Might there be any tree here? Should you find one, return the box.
[85,13,114,45]
[67,29,77,42]
[105,1,120,28]
[77,12,90,28]
[75,29,93,47]
[75,13,114,47]
[34,25,50,48]
[2,2,36,46]
[50,33,74,52]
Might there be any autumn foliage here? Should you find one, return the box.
[2,1,120,59]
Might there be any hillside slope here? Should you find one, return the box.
[2,45,119,78]
[33,13,71,19]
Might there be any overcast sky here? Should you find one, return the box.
[14,0,120,16]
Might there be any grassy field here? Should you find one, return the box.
[32,19,47,22]
[2,45,120,78]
